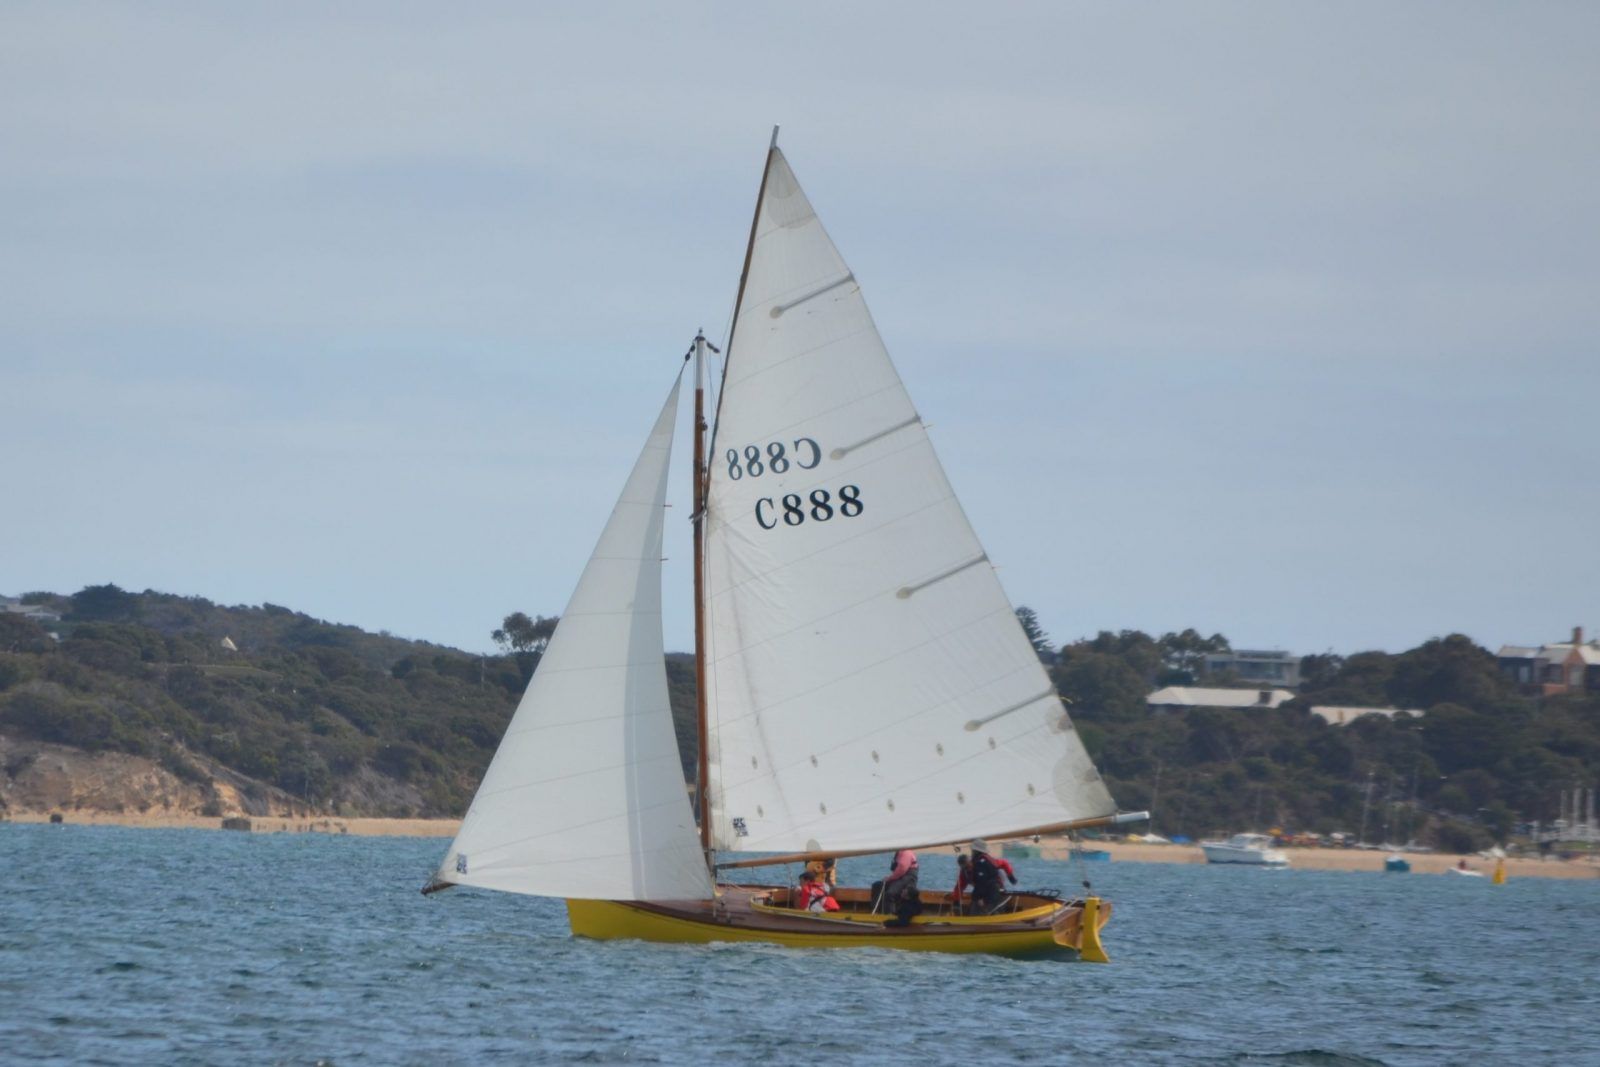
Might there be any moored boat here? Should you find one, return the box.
[1200,833,1290,866]
[1384,854,1411,873]
[422,130,1147,959]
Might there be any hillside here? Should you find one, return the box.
[0,586,698,819]
[4,585,1597,851]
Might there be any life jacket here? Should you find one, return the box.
[797,880,828,910]
[971,852,1003,896]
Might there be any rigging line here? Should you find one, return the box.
[706,130,778,478]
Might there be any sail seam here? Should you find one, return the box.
[704,427,928,540]
[714,381,907,459]
[715,655,1042,791]
[706,486,964,628]
[722,321,878,389]
[734,717,1105,851]
[521,659,676,677]
[767,272,856,318]
[473,749,685,798]
[461,790,706,855]
[711,604,1033,736]
[500,708,674,735]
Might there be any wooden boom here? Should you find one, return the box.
[712,811,1150,871]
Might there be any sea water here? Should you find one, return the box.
[1,825,1595,1065]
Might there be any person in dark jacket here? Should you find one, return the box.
[955,840,1018,914]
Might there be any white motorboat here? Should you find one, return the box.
[1444,864,1484,878]
[1200,833,1290,866]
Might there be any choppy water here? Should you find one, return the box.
[1,825,1595,1065]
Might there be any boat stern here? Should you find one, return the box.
[1050,896,1112,962]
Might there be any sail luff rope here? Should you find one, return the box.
[698,127,780,863]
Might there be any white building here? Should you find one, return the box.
[1146,686,1295,713]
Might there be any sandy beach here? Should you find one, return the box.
[8,811,1597,880]
[1057,840,1600,879]
[6,811,462,838]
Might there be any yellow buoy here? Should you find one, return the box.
[1492,858,1507,885]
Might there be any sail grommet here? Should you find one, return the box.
[935,743,944,756]
[957,792,965,804]
[750,756,758,769]
[1027,783,1036,796]
[886,799,895,812]
[810,755,818,767]
[818,803,827,814]
[756,805,764,817]
[988,737,997,750]
[871,750,880,763]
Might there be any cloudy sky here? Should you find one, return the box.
[3,2,1595,659]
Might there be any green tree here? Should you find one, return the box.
[1387,635,1511,710]
[1015,606,1054,664]
[1054,651,1149,722]
[1299,652,1345,690]
[1082,630,1164,683]
[69,583,143,622]
[492,612,559,684]
[1160,629,1229,684]
[492,612,558,655]
[0,615,53,654]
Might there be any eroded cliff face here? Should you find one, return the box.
[4,736,199,815]
[0,734,430,819]
[0,735,290,817]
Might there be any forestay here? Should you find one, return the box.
[437,378,712,901]
[703,148,1115,854]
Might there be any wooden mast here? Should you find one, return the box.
[691,332,712,855]
[695,127,780,858]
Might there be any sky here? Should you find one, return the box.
[2,2,1596,660]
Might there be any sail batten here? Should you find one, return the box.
[703,148,1115,854]
[435,376,712,902]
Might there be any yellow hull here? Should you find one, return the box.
[566,892,1111,961]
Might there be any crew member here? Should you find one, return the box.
[960,840,1018,914]
[872,849,920,922]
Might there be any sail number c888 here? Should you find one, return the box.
[726,438,820,480]
[727,437,864,530]
[755,486,863,529]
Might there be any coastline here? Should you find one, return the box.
[5,811,462,838]
[1061,840,1600,880]
[8,812,1598,880]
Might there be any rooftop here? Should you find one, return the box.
[1147,686,1295,710]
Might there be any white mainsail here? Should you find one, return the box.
[703,148,1116,854]
[437,377,712,901]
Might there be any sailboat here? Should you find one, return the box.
[424,130,1148,959]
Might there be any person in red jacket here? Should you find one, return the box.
[795,869,840,912]
[953,840,1017,914]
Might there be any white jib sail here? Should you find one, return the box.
[703,148,1116,854]
[437,377,712,900]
